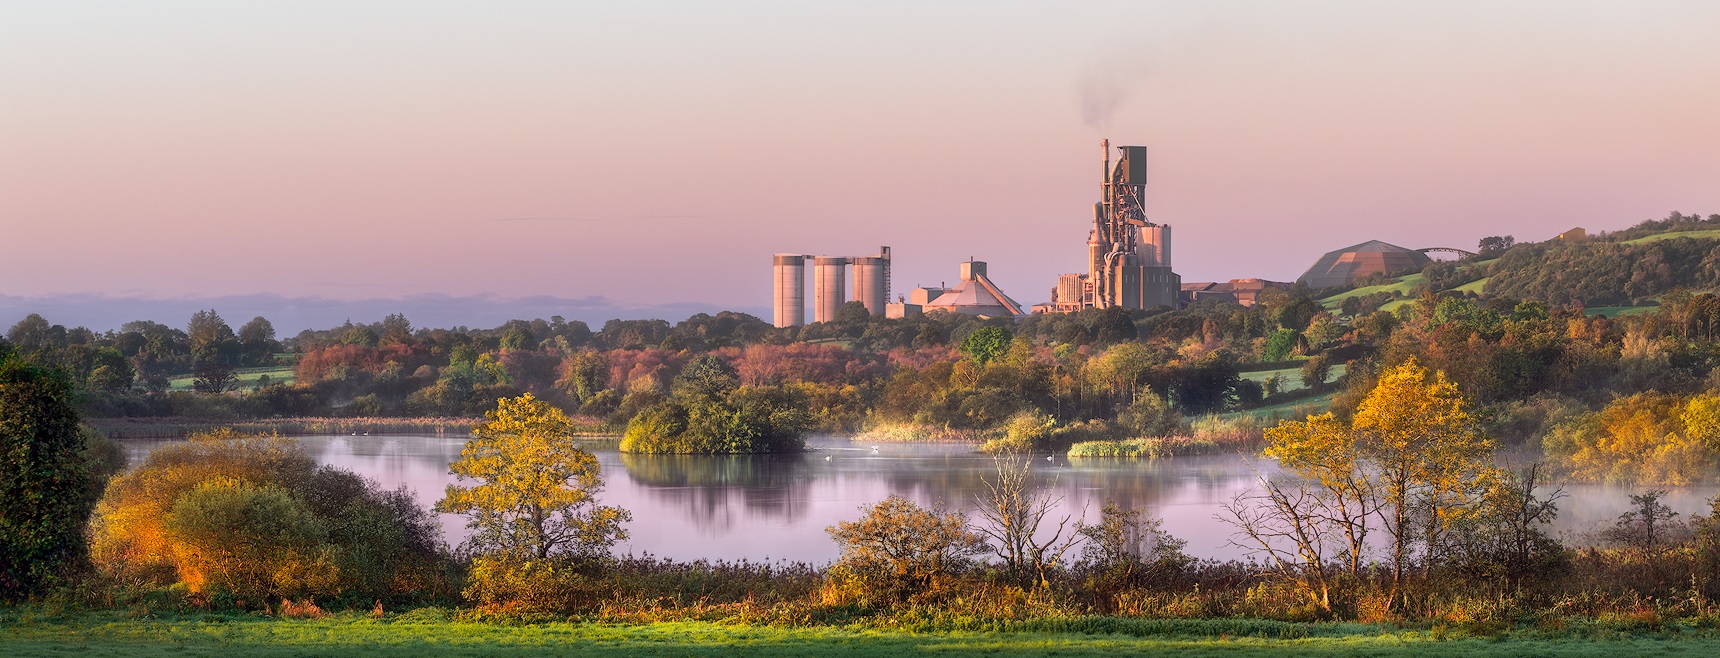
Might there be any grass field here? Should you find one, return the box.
[1453,277,1489,294]
[1216,390,1337,423]
[4,611,1718,658]
[1318,273,1424,309]
[1623,229,1720,244]
[166,364,296,391]
[1238,363,1346,394]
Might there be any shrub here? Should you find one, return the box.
[89,429,446,603]
[163,480,335,600]
[825,495,988,605]
[0,350,92,600]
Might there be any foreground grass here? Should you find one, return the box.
[4,610,1720,657]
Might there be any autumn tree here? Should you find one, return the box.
[1353,359,1495,588]
[1262,413,1377,579]
[1249,358,1496,603]
[436,394,630,560]
[826,495,987,603]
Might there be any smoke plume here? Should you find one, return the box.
[1077,56,1150,130]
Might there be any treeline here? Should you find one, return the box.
[5,290,1344,449]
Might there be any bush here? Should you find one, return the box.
[825,495,988,605]
[0,351,92,600]
[162,480,335,601]
[88,429,446,604]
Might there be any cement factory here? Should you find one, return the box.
[770,141,1180,328]
[769,139,1474,325]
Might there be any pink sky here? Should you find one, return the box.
[4,1,1719,314]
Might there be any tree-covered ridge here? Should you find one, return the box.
[1483,235,1720,306]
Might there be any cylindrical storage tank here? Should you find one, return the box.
[813,256,848,323]
[772,254,806,328]
[1142,225,1172,269]
[852,256,888,316]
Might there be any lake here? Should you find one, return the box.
[122,434,1720,564]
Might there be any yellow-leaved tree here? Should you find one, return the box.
[1351,358,1495,588]
[436,394,630,561]
[1248,358,1496,611]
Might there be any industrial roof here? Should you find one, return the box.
[1298,240,1431,290]
[924,263,1023,316]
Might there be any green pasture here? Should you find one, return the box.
[1452,277,1489,294]
[1318,273,1424,309]
[1239,363,1347,394]
[166,365,295,392]
[1623,229,1720,245]
[4,612,1718,658]
[1216,390,1337,424]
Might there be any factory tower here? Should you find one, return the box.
[1045,140,1180,312]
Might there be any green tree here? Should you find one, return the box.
[378,313,413,346]
[186,309,237,367]
[673,354,738,400]
[237,316,277,366]
[960,326,1013,365]
[1300,354,1332,390]
[0,348,93,599]
[557,351,610,404]
[436,394,631,559]
[162,480,334,599]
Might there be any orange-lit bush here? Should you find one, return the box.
[87,429,447,604]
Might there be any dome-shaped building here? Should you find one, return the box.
[1298,240,1431,290]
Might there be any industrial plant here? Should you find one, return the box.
[770,140,1182,326]
[1037,140,1181,313]
[771,247,892,328]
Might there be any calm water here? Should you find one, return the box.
[123,435,1720,564]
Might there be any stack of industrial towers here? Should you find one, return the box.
[772,247,891,328]
[1045,140,1180,312]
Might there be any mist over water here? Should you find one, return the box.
[122,435,1720,564]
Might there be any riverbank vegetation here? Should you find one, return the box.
[16,301,1720,649]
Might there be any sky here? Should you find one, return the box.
[4,1,1719,330]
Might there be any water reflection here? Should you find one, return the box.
[121,435,1720,565]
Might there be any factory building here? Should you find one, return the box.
[1039,140,1181,314]
[898,261,1023,318]
[770,247,891,328]
[1297,240,1431,290]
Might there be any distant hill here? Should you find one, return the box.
[1314,212,1720,311]
[0,293,769,334]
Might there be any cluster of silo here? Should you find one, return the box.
[771,246,891,328]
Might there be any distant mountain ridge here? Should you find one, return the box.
[0,293,768,334]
